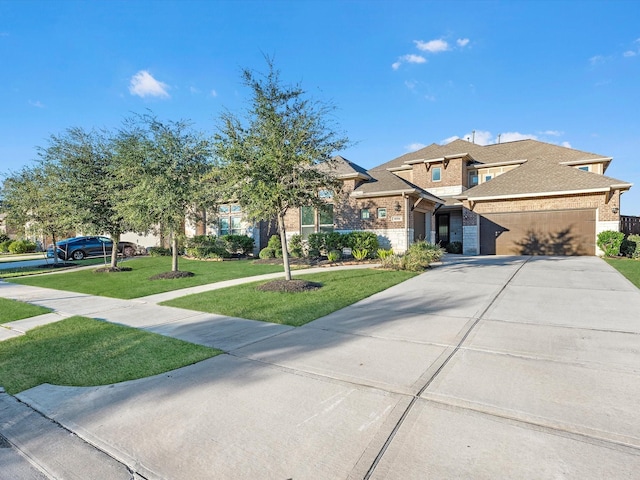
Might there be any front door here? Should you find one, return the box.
[436,214,450,246]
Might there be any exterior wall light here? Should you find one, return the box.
[394,202,401,212]
[611,206,619,214]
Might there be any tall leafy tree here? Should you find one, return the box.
[41,127,134,268]
[1,163,76,264]
[114,114,215,273]
[214,59,350,280]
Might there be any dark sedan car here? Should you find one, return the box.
[46,236,138,261]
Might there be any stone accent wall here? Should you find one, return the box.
[462,207,479,255]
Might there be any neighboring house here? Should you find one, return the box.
[283,139,632,256]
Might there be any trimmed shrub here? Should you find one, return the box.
[289,234,304,258]
[621,234,639,258]
[327,249,342,262]
[597,230,625,257]
[307,233,325,255]
[325,232,344,252]
[148,247,172,257]
[445,241,463,254]
[8,239,37,254]
[259,247,276,259]
[267,235,283,258]
[220,235,254,255]
[401,241,445,272]
[0,240,12,253]
[380,254,403,270]
[344,231,379,258]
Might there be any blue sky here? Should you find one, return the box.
[1,0,639,214]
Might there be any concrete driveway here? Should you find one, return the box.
[1,256,639,479]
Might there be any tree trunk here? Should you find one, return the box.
[110,233,120,268]
[51,232,59,265]
[277,213,292,281]
[171,232,179,272]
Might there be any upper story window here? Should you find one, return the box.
[468,172,478,187]
[432,167,442,182]
[578,166,590,172]
[377,208,387,219]
[318,189,333,199]
[483,174,492,182]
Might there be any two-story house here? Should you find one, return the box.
[282,138,632,256]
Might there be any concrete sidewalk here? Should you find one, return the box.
[1,256,640,479]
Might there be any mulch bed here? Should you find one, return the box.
[149,271,195,280]
[257,279,322,293]
[94,266,133,273]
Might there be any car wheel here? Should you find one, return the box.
[71,250,85,260]
[123,246,135,257]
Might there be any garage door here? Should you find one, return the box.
[479,209,596,256]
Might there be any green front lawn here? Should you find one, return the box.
[605,257,640,289]
[8,257,286,299]
[0,316,221,394]
[0,298,52,324]
[163,269,417,327]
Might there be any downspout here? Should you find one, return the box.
[404,194,410,250]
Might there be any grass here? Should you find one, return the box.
[605,257,640,289]
[0,316,221,394]
[7,257,286,299]
[0,298,52,324]
[163,269,418,327]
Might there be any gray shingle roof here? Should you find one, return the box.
[462,161,631,199]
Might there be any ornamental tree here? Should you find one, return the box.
[214,59,350,280]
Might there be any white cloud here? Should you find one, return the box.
[189,86,200,94]
[210,89,218,97]
[415,39,449,53]
[561,141,572,148]
[129,70,170,98]
[623,50,637,57]
[404,80,417,90]
[539,130,563,136]
[406,142,427,152]
[402,54,426,64]
[589,55,605,66]
[441,136,460,145]
[28,100,45,108]
[457,38,470,47]
[392,54,426,70]
[424,94,436,102]
[498,131,538,143]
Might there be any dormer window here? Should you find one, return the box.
[469,173,478,187]
[578,166,590,172]
[432,167,442,182]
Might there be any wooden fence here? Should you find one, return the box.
[621,215,640,235]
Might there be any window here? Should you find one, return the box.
[432,167,442,182]
[319,205,334,233]
[578,166,590,172]
[318,189,333,199]
[361,208,370,219]
[218,204,243,236]
[301,205,334,238]
[468,173,478,187]
[301,206,316,239]
[484,174,492,182]
[377,208,387,219]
